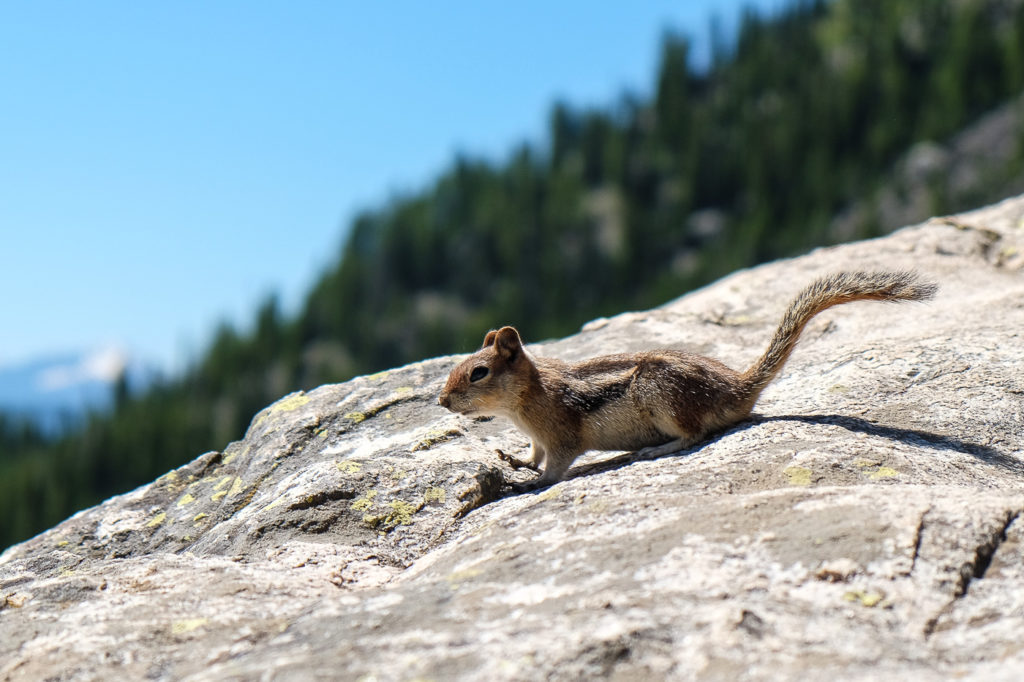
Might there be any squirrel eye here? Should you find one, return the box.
[469,366,489,382]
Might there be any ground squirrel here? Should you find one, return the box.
[438,271,937,490]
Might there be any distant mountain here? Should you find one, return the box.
[0,348,150,433]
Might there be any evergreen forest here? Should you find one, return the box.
[3,0,1024,550]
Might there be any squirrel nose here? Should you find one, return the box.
[438,393,450,409]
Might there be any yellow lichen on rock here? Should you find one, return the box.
[337,461,362,474]
[351,490,378,511]
[363,499,422,530]
[869,466,899,480]
[274,393,310,412]
[171,618,208,635]
[227,477,245,497]
[844,590,885,607]
[222,444,249,465]
[446,567,483,589]
[855,459,899,480]
[424,487,446,504]
[784,466,812,487]
[535,487,560,502]
[411,428,462,452]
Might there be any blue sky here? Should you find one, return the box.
[2,1,788,374]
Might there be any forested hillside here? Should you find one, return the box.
[3,0,1024,550]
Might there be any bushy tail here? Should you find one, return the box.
[740,270,937,395]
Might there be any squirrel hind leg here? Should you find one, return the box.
[632,399,710,459]
[634,436,697,460]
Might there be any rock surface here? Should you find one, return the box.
[2,196,1024,681]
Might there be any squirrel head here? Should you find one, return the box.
[438,326,534,417]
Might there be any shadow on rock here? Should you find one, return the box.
[508,412,1024,492]
[755,413,1024,475]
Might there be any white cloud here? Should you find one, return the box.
[36,348,127,392]
[83,347,127,383]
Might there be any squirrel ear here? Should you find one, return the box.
[481,330,498,348]
[493,326,523,361]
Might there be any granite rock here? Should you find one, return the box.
[2,196,1024,681]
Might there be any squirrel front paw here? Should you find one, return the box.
[495,448,540,472]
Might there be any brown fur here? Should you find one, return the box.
[438,271,936,489]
